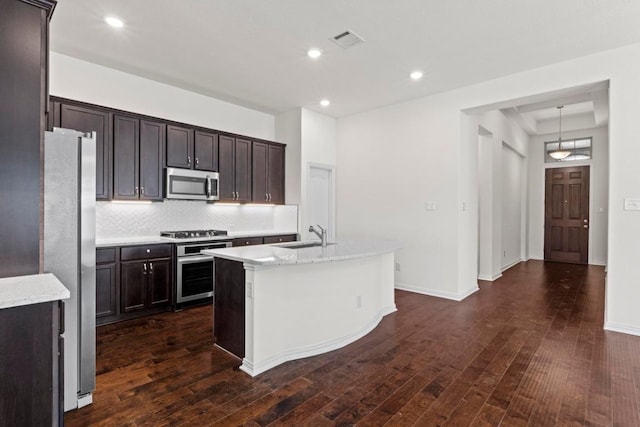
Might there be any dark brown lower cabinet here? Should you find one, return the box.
[96,244,173,325]
[0,301,63,426]
[233,234,297,247]
[96,247,117,326]
[121,257,172,314]
[263,234,297,244]
[214,258,246,358]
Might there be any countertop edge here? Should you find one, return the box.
[96,230,299,247]
[203,240,402,267]
[0,273,70,310]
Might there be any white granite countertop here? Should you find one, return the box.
[0,273,70,310]
[96,230,298,247]
[201,239,401,266]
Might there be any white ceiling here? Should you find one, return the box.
[49,0,640,118]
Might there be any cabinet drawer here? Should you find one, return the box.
[263,234,297,244]
[232,237,264,247]
[96,248,116,263]
[121,244,172,261]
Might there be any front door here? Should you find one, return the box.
[544,166,590,264]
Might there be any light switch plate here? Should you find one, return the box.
[624,198,640,211]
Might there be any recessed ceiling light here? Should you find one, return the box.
[410,71,423,80]
[105,16,124,28]
[320,99,330,107]
[307,49,322,59]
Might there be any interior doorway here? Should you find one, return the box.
[544,166,590,264]
[307,164,335,240]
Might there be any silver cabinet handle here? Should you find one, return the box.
[143,263,147,275]
[268,193,272,202]
[265,193,269,201]
[135,186,139,196]
[146,249,150,253]
[149,262,153,273]
[583,225,589,228]
[187,156,191,166]
[141,186,144,196]
[195,157,199,167]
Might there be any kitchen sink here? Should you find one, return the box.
[274,242,336,249]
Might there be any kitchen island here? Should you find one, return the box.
[202,239,400,376]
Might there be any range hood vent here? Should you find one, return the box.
[331,29,365,49]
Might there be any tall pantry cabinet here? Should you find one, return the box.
[0,0,56,277]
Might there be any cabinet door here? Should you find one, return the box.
[96,262,117,318]
[252,141,269,203]
[218,135,236,200]
[148,258,171,307]
[235,138,252,202]
[194,130,218,171]
[113,115,140,200]
[59,103,111,200]
[267,144,285,204]
[166,125,194,169]
[139,120,165,201]
[121,261,147,312]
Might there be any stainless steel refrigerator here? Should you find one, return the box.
[44,128,96,411]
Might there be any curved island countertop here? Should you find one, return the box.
[202,238,401,377]
[201,238,401,267]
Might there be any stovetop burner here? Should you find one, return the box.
[160,229,228,239]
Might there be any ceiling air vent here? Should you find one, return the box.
[331,29,365,49]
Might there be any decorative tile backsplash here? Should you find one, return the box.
[96,200,298,239]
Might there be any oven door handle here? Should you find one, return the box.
[177,255,215,264]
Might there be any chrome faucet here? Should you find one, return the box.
[309,225,327,247]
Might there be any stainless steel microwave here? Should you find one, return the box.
[165,167,219,201]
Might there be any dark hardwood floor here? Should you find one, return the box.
[65,261,640,426]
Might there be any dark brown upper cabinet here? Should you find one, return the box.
[194,130,219,171]
[166,125,194,169]
[113,115,165,201]
[218,135,252,202]
[51,101,112,200]
[252,141,285,204]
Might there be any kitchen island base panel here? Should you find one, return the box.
[240,252,396,377]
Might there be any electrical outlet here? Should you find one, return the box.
[395,262,400,271]
[624,198,640,211]
[425,202,437,211]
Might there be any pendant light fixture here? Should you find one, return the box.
[548,106,571,160]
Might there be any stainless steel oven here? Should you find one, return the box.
[176,240,232,303]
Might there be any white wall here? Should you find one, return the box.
[275,109,302,206]
[337,42,640,335]
[501,145,524,269]
[50,53,275,140]
[528,126,609,265]
[474,111,529,281]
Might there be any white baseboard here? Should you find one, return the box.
[240,305,397,377]
[501,258,523,272]
[395,282,479,302]
[478,272,502,281]
[604,322,640,337]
